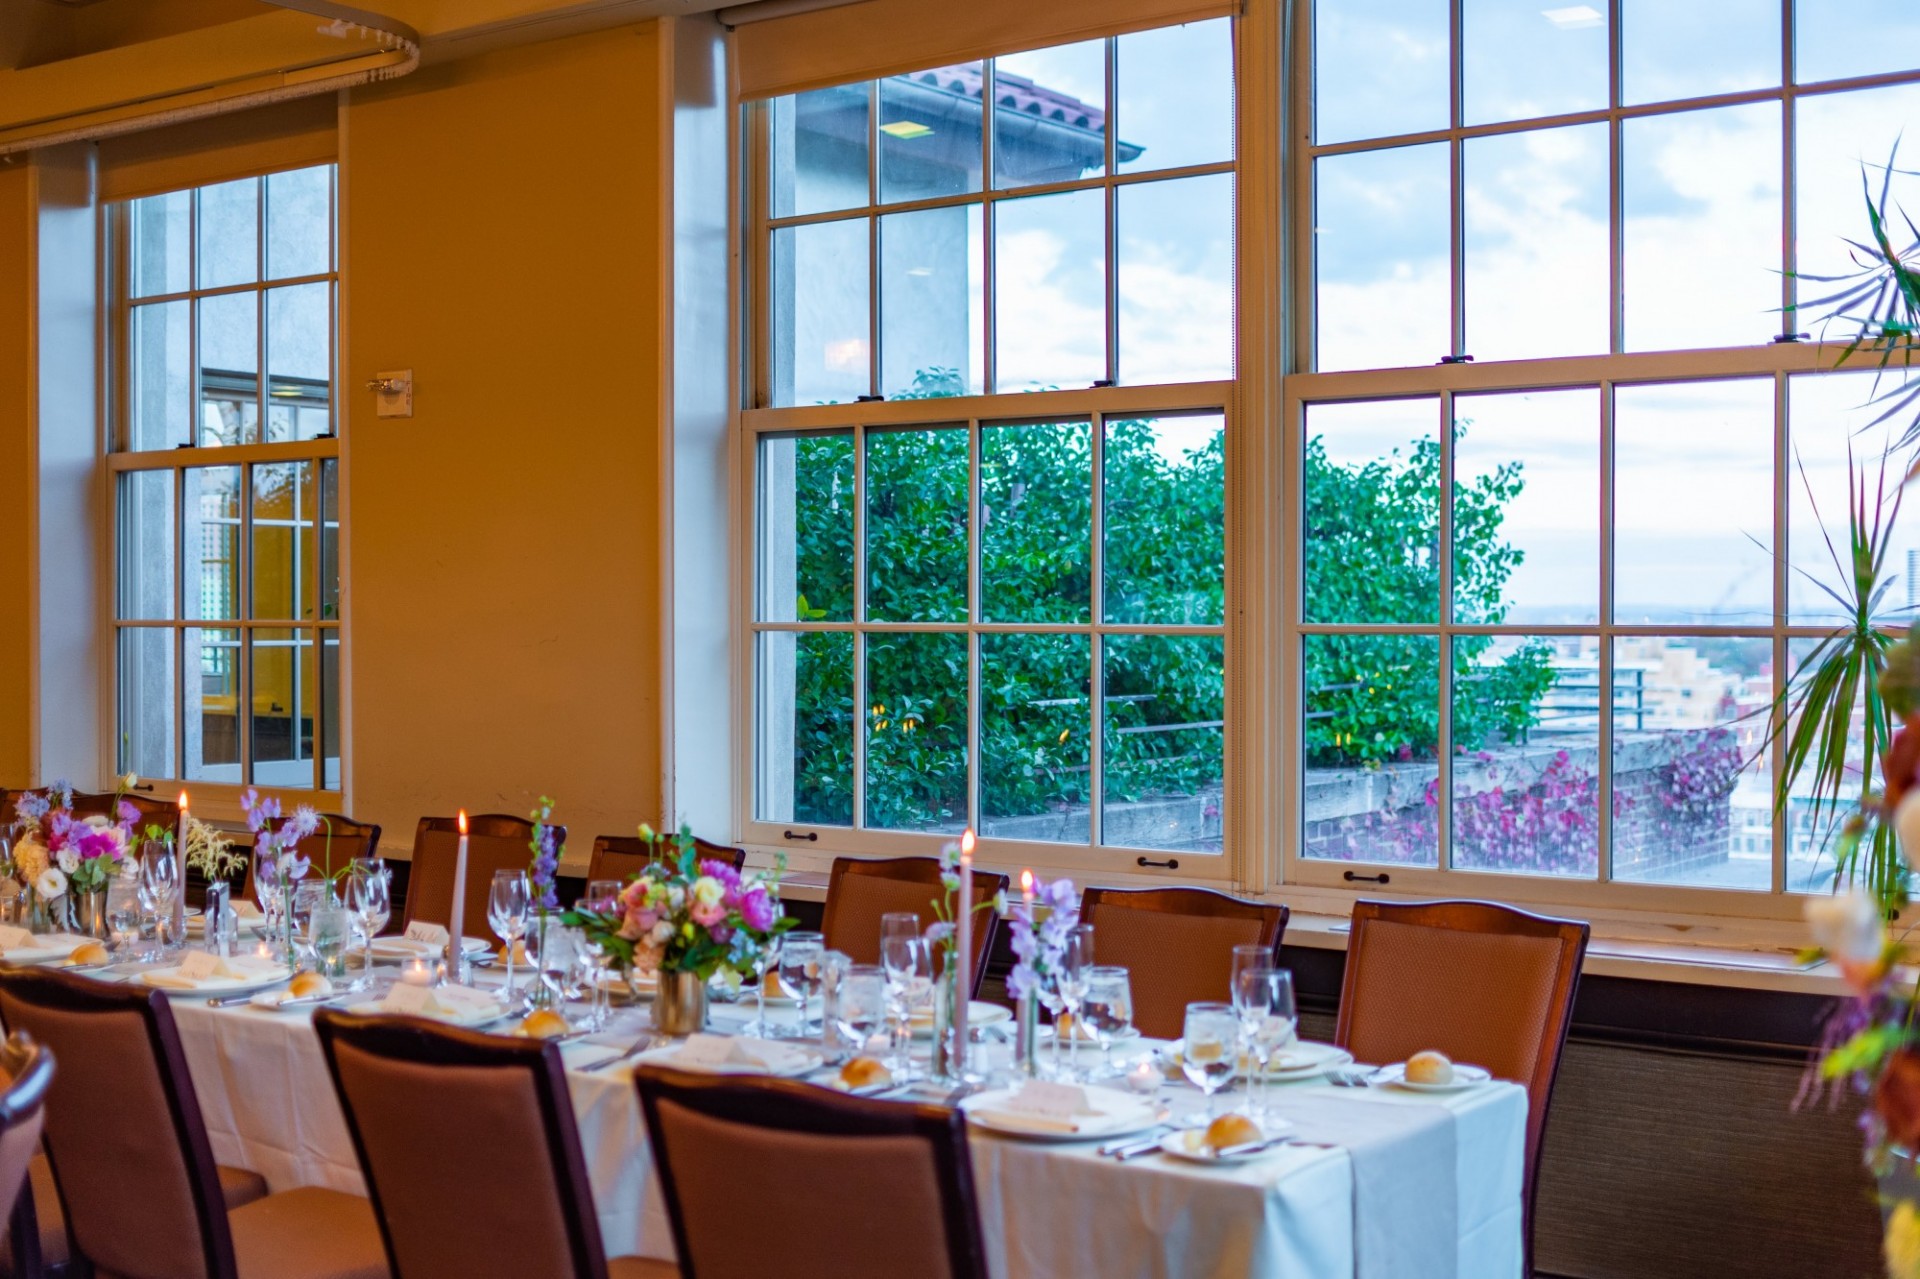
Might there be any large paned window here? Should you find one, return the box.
[745,22,1237,869]
[110,165,343,793]
[1294,0,1920,907]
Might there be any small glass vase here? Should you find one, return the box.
[1015,994,1041,1079]
[652,968,708,1036]
[931,967,968,1083]
[526,914,559,1013]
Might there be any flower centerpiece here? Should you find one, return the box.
[243,788,317,968]
[1003,871,1079,1077]
[9,780,140,934]
[524,797,564,1012]
[564,823,793,1035]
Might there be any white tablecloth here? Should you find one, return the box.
[162,992,1524,1278]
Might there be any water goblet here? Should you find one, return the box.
[488,870,532,998]
[879,912,923,1062]
[738,881,785,1040]
[343,860,391,990]
[1233,967,1296,1119]
[290,880,327,967]
[142,845,182,951]
[834,965,888,1056]
[1181,1002,1240,1118]
[1082,966,1135,1079]
[106,875,143,956]
[1056,924,1095,1079]
[778,931,825,1038]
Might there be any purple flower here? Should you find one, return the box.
[740,885,776,933]
[924,921,955,946]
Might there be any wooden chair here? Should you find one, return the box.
[402,814,562,942]
[821,857,1006,1000]
[0,1033,53,1279]
[240,815,384,907]
[1334,899,1589,1276]
[587,835,744,885]
[0,967,386,1279]
[635,1067,987,1279]
[314,1010,675,1279]
[1077,886,1289,1039]
[66,790,175,830]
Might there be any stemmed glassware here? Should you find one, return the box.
[1181,1002,1240,1118]
[488,870,531,1001]
[343,859,390,990]
[1056,924,1095,1079]
[1082,966,1135,1079]
[577,880,619,1031]
[835,964,888,1056]
[1233,967,1297,1119]
[879,912,930,1070]
[291,881,327,967]
[142,844,181,954]
[741,882,785,1039]
[106,874,144,958]
[778,930,825,1038]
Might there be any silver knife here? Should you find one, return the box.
[579,1034,654,1072]
[1215,1136,1292,1158]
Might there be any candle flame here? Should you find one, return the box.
[177,790,189,811]
[457,810,468,836]
[1020,868,1034,893]
[960,828,975,860]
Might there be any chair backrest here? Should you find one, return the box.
[0,1031,54,1269]
[587,835,745,885]
[1334,898,1588,1267]
[403,814,562,940]
[67,790,175,831]
[240,814,383,907]
[0,969,236,1279]
[636,1067,987,1279]
[1078,887,1289,1040]
[314,1009,610,1279]
[822,857,1006,999]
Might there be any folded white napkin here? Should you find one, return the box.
[380,983,499,1020]
[145,952,282,989]
[671,1034,811,1075]
[0,926,36,952]
[973,1081,1105,1134]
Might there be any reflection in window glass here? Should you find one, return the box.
[1612,635,1771,890]
[1452,388,1599,625]
[1105,414,1225,625]
[199,291,259,447]
[1623,104,1782,352]
[866,427,969,623]
[1306,398,1441,624]
[1614,380,1774,624]
[993,40,1107,190]
[1463,0,1608,125]
[1302,633,1441,867]
[866,630,969,832]
[251,462,317,623]
[119,471,175,621]
[118,628,177,782]
[982,633,1092,842]
[1464,124,1609,360]
[981,421,1091,623]
[266,284,332,442]
[1313,0,1449,145]
[1314,143,1450,370]
[758,432,854,623]
[250,627,316,788]
[131,301,191,451]
[772,219,870,406]
[1622,0,1778,104]
[1117,173,1234,386]
[880,65,984,204]
[186,627,242,782]
[1115,20,1233,173]
[880,205,983,398]
[1797,0,1920,85]
[770,84,869,218]
[994,188,1106,392]
[1788,371,1920,625]
[1795,84,1920,317]
[1103,634,1223,852]
[757,631,854,826]
[184,467,241,622]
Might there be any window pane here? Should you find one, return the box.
[197,177,258,290]
[184,467,241,621]
[251,628,315,788]
[1314,142,1451,371]
[1612,636,1771,890]
[981,633,1091,843]
[266,166,331,281]
[1784,635,1866,892]
[1453,388,1600,625]
[1622,0,1779,104]
[1305,398,1440,624]
[1614,379,1774,624]
[265,284,332,443]
[756,631,854,826]
[131,300,191,451]
[1302,633,1441,867]
[1796,0,1920,84]
[866,630,969,833]
[1788,371,1920,624]
[1463,0,1609,126]
[1117,174,1234,386]
[319,459,341,623]
[1623,103,1782,352]
[992,40,1107,190]
[879,65,983,204]
[118,470,175,621]
[1313,0,1449,145]
[252,462,317,622]
[321,633,341,791]
[1451,635,1599,878]
[1795,84,1920,316]
[130,190,190,298]
[994,188,1106,392]
[1104,413,1225,625]
[1464,124,1609,360]
[771,84,869,218]
[185,627,241,782]
[758,432,854,623]
[866,426,968,623]
[1116,20,1233,173]
[199,291,259,447]
[118,628,177,783]
[771,219,870,407]
[880,205,983,399]
[981,420,1091,623]
[1103,634,1223,852]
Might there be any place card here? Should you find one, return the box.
[0,926,34,951]
[675,1034,739,1069]
[1007,1080,1096,1120]
[177,951,225,981]
[403,922,450,950]
[381,982,435,1014]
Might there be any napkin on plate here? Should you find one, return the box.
[144,953,282,989]
[0,926,37,952]
[671,1034,812,1075]
[972,1081,1106,1134]
[379,984,499,1020]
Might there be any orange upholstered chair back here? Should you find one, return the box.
[588,835,745,885]
[0,1031,53,1272]
[822,858,1005,998]
[404,814,562,940]
[1079,887,1288,1039]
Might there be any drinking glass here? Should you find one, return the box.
[1233,967,1297,1119]
[310,905,353,977]
[1230,943,1268,1001]
[343,860,391,990]
[1181,1002,1240,1117]
[778,930,825,1038]
[879,912,924,1062]
[834,964,888,1055]
[1082,966,1135,1078]
[1056,924,1095,1079]
[578,882,619,1030]
[106,875,143,956]
[142,845,181,951]
[290,881,327,966]
[488,870,532,997]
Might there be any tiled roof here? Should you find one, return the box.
[899,63,1106,133]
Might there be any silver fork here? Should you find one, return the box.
[579,1033,654,1072]
[1330,1068,1377,1088]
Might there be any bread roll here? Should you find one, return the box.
[839,1056,893,1089]
[1204,1113,1262,1153]
[518,1008,571,1039]
[498,940,531,966]
[288,971,333,999]
[1404,1050,1455,1085]
[68,942,109,966]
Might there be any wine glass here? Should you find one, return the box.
[1056,924,1095,1079]
[105,875,143,957]
[290,881,326,966]
[1233,967,1297,1119]
[1181,1002,1240,1118]
[529,925,574,1011]
[737,879,785,1039]
[879,912,923,1062]
[1082,966,1135,1078]
[778,931,825,1038]
[141,845,181,952]
[343,860,390,990]
[578,881,619,1030]
[488,870,531,997]
[835,965,888,1055]
[1230,943,1267,1002]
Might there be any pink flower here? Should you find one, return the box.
[689,899,726,928]
[739,886,775,932]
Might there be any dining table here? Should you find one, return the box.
[83,957,1526,1279]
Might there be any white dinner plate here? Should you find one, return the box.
[1037,1022,1142,1047]
[909,1001,1012,1039]
[1161,1039,1350,1082]
[959,1086,1161,1143]
[368,937,490,962]
[1373,1062,1493,1092]
[0,935,99,966]
[1157,1123,1296,1166]
[632,1042,824,1078]
[138,964,293,996]
[343,997,507,1030]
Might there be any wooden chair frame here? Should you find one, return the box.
[587,835,745,885]
[822,857,1006,999]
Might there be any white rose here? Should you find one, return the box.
[691,877,726,907]
[55,850,77,874]
[1806,890,1883,964]
[121,773,139,791]
[34,868,66,901]
[81,815,110,831]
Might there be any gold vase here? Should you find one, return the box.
[652,969,707,1036]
